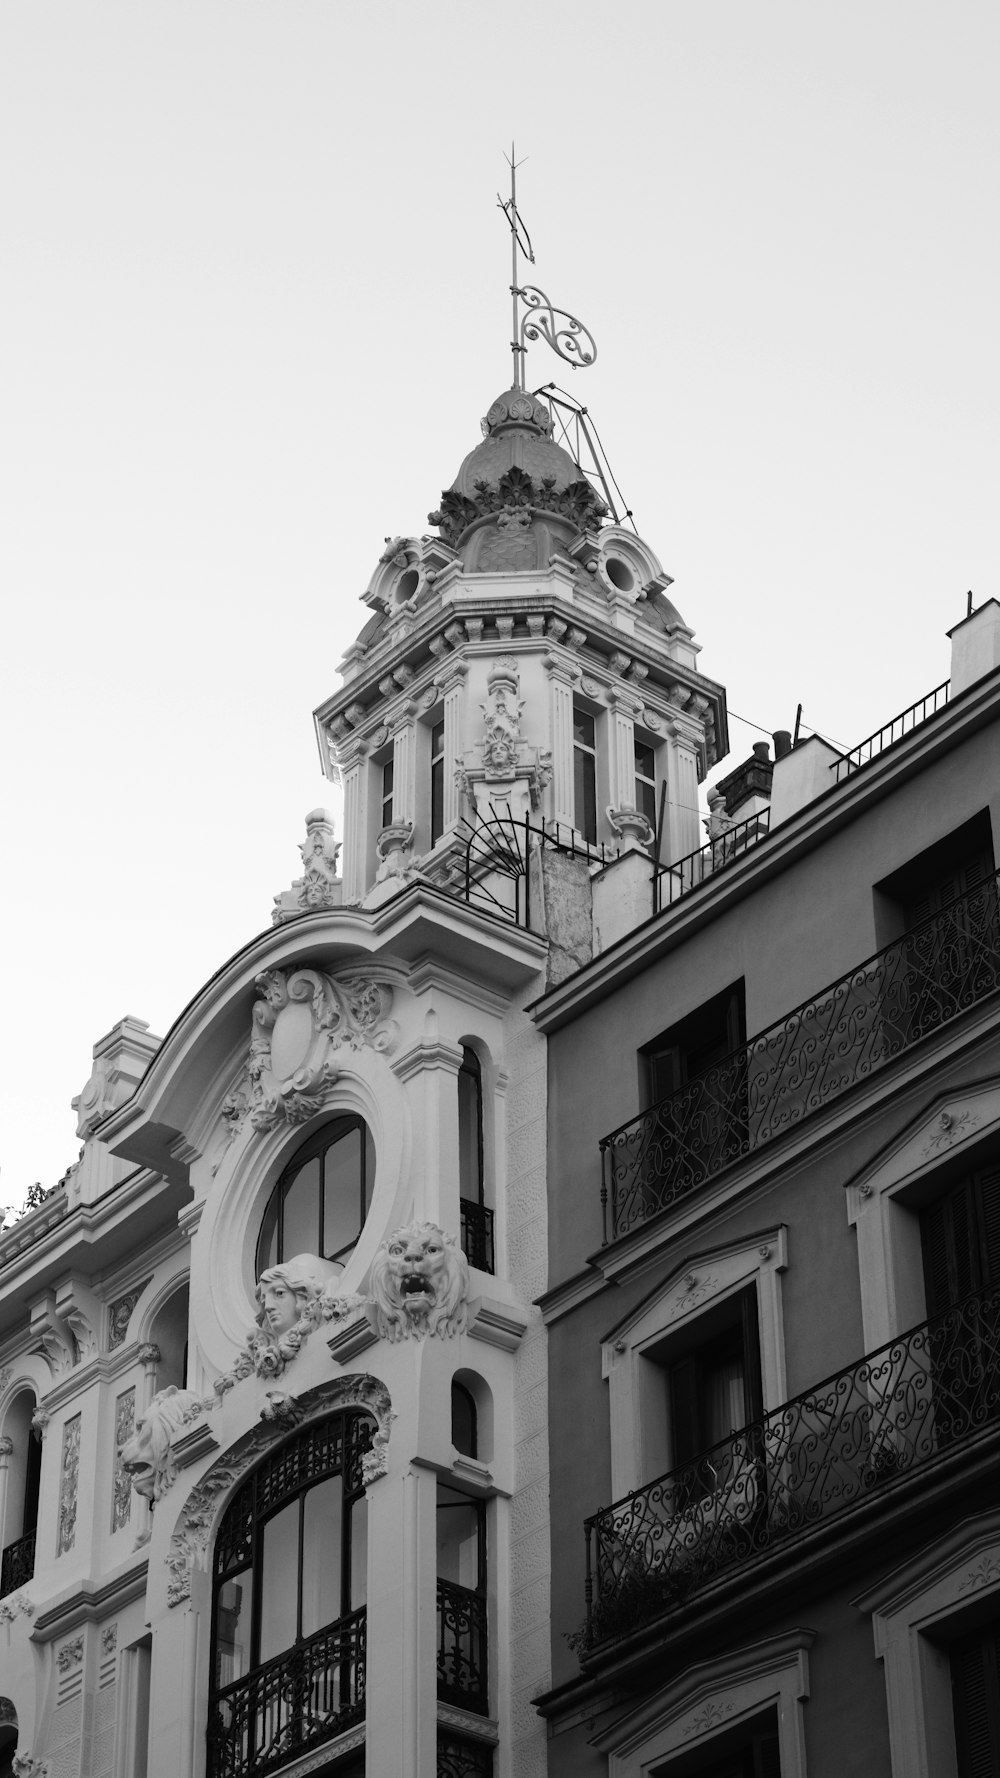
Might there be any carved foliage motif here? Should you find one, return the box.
[247,968,397,1135]
[429,465,607,547]
[107,1285,149,1350]
[165,1375,393,1607]
[111,1389,136,1529]
[370,1222,470,1343]
[56,1414,81,1556]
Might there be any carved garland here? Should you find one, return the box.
[164,1374,393,1607]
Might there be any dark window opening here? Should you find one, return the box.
[451,1383,478,1460]
[643,983,746,1106]
[649,1713,780,1777]
[430,721,445,846]
[920,1166,1000,1449]
[661,1287,763,1481]
[952,1617,1000,1778]
[458,1047,493,1274]
[874,811,995,946]
[380,758,394,830]
[574,708,598,844]
[256,1117,375,1279]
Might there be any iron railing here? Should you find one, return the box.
[437,1579,489,1714]
[461,807,614,928]
[0,1528,35,1598]
[207,1608,365,1778]
[653,809,771,914]
[832,680,950,784]
[437,1731,495,1777]
[460,1199,495,1274]
[602,868,1000,1240]
[584,1281,1000,1649]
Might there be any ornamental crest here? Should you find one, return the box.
[248,968,398,1134]
[480,658,524,779]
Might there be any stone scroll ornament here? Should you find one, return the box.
[247,968,398,1134]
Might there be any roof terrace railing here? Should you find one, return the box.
[601,867,1000,1242]
[583,1280,1000,1651]
[653,809,771,915]
[832,679,950,784]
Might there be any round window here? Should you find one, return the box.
[605,556,635,594]
[256,1117,375,1277]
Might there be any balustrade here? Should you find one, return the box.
[584,1282,1000,1649]
[207,1608,365,1778]
[602,868,1000,1239]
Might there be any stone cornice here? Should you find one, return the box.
[31,1556,149,1641]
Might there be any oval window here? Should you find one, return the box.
[256,1117,375,1278]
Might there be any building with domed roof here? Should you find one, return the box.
[0,370,728,1778]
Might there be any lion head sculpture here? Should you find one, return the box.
[119,1385,208,1503]
[369,1221,469,1342]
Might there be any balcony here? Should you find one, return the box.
[460,1199,495,1275]
[602,868,1000,1240]
[583,1282,1000,1651]
[207,1608,365,1778]
[437,1578,489,1715]
[0,1528,35,1598]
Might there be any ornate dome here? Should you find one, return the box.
[429,388,607,552]
[448,387,585,499]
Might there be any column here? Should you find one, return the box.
[664,726,703,862]
[338,740,369,905]
[392,717,417,830]
[608,694,638,811]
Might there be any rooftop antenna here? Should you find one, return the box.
[498,146,597,391]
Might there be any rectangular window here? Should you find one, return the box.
[634,737,657,834]
[665,1287,763,1478]
[381,758,394,830]
[573,707,597,843]
[430,721,445,846]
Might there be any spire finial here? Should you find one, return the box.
[497,149,597,390]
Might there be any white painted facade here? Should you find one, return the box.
[0,384,723,1778]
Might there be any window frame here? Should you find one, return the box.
[255,1116,375,1280]
[430,718,446,847]
[573,704,599,844]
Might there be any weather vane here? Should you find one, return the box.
[498,146,597,392]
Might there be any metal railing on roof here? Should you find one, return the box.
[601,867,1000,1242]
[653,809,771,915]
[583,1280,1000,1651]
[832,680,951,784]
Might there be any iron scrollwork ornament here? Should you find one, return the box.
[518,284,596,370]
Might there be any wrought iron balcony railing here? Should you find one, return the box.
[584,1281,1000,1650]
[0,1528,36,1598]
[831,679,950,784]
[207,1608,365,1778]
[653,808,772,914]
[460,1199,495,1275]
[602,868,1000,1240]
[437,1579,489,1715]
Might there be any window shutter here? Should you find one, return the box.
[922,1179,980,1315]
[977,1167,1000,1287]
[740,1288,764,1425]
[952,1626,1000,1777]
[754,1731,783,1778]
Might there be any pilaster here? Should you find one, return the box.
[441,661,468,833]
[545,657,578,831]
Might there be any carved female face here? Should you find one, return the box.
[260,1280,299,1336]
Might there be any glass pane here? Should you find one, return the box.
[259,1501,299,1663]
[573,709,595,749]
[637,774,657,831]
[214,1566,254,1689]
[324,1127,363,1260]
[301,1476,343,1638]
[431,721,445,759]
[364,1126,376,1216]
[634,739,655,780]
[436,1487,482,1590]
[282,1157,320,1261]
[451,1384,477,1459]
[257,1191,279,1276]
[574,747,597,843]
[458,1062,482,1203]
[350,1498,368,1610]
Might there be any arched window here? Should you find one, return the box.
[458,1048,493,1276]
[256,1117,375,1279]
[1,1393,40,1599]
[208,1413,372,1778]
[451,1382,477,1460]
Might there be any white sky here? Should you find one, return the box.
[2,1,999,1205]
